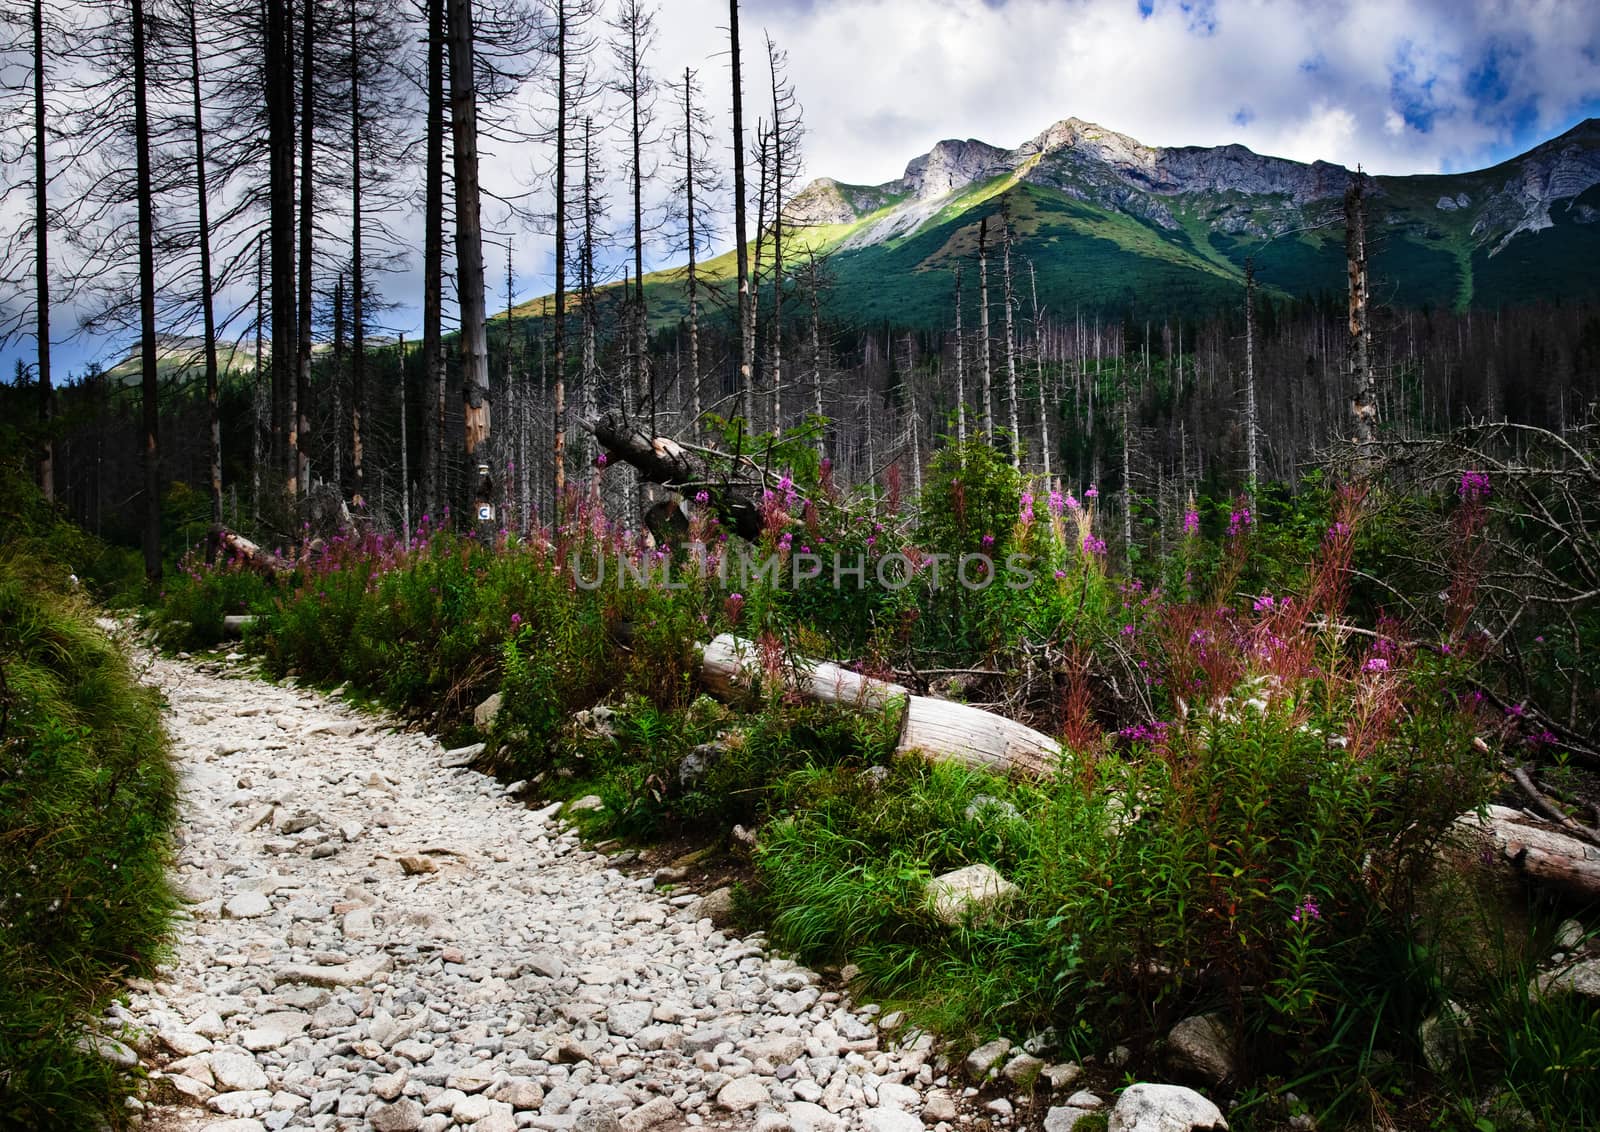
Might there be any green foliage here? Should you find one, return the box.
[919,440,1021,560]
[0,520,177,1126]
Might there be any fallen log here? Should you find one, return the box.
[207,525,290,577]
[698,633,1063,777]
[1455,804,1600,901]
[587,412,765,541]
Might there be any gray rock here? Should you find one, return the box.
[78,1033,139,1070]
[1107,1083,1227,1132]
[567,795,605,813]
[984,1098,1014,1118]
[922,1091,958,1122]
[574,1108,623,1132]
[1041,1063,1083,1090]
[1002,1052,1044,1085]
[1044,1107,1092,1132]
[475,692,504,730]
[274,951,393,988]
[926,864,1018,925]
[208,1049,270,1092]
[717,1077,772,1111]
[695,886,737,927]
[678,742,727,787]
[370,1098,426,1132]
[864,1108,925,1132]
[1419,1000,1473,1076]
[1166,1013,1237,1085]
[1534,958,1600,999]
[605,1001,655,1037]
[787,1101,843,1132]
[441,742,486,768]
[619,1096,677,1132]
[963,1038,1012,1080]
[223,891,272,919]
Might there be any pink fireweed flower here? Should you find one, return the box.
[510,613,522,629]
[725,592,745,623]
[1082,534,1106,555]
[1291,897,1321,924]
[694,490,710,505]
[1048,490,1065,516]
[981,533,995,549]
[1020,493,1035,523]
[1228,507,1253,538]
[1183,509,1199,536]
[595,453,608,468]
[1458,470,1491,501]
[1364,657,1389,673]
[1085,484,1098,500]
[1253,594,1275,612]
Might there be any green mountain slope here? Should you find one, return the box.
[533,115,1600,331]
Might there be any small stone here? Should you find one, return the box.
[963,1038,1011,1080]
[606,1001,655,1037]
[717,1077,772,1112]
[567,794,605,813]
[223,891,272,919]
[207,1050,270,1092]
[1043,1107,1091,1132]
[370,1098,426,1132]
[1001,1053,1044,1085]
[922,1092,958,1122]
[864,1108,925,1132]
[694,886,737,927]
[1041,1063,1083,1091]
[441,742,486,768]
[619,1097,678,1132]
[984,1099,1013,1119]
[398,854,438,875]
[787,1101,843,1132]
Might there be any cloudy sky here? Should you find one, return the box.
[8,0,1600,379]
[678,0,1600,186]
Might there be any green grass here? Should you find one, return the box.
[0,552,178,1128]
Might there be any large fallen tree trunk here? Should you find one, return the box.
[1455,804,1600,901]
[206,525,290,576]
[587,412,765,541]
[698,633,1062,777]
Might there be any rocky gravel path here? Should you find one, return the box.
[125,653,957,1132]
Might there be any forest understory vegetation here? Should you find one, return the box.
[143,423,1600,1131]
[0,438,178,1128]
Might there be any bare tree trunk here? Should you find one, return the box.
[186,0,222,523]
[295,0,314,499]
[267,0,296,505]
[1121,358,1133,560]
[809,253,823,459]
[953,265,966,445]
[132,0,160,581]
[449,0,491,473]
[1244,256,1258,494]
[421,0,445,517]
[399,334,410,542]
[552,1,569,508]
[751,122,769,431]
[350,0,366,499]
[1002,218,1019,468]
[252,240,265,524]
[32,0,52,501]
[729,0,752,426]
[1030,261,1050,478]
[682,68,701,439]
[978,217,992,442]
[332,274,345,488]
[1345,171,1376,445]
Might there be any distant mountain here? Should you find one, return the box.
[617,115,1600,330]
